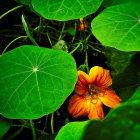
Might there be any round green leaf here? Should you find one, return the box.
[103,0,140,7]
[0,116,12,138]
[31,0,103,21]
[55,121,90,140]
[55,86,140,140]
[92,3,140,51]
[0,45,77,119]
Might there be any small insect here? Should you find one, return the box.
[77,18,88,31]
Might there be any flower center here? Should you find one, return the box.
[88,84,100,96]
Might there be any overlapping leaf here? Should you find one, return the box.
[31,0,103,21]
[92,3,140,51]
[0,45,77,119]
[55,87,140,140]
[103,0,140,7]
[0,116,12,138]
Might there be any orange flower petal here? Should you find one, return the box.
[75,71,90,95]
[89,66,112,89]
[68,94,90,118]
[99,89,121,108]
[88,100,104,120]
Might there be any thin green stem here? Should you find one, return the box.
[0,5,23,20]
[51,113,54,134]
[17,120,48,135]
[69,41,82,55]
[85,46,88,66]
[43,115,48,132]
[88,44,104,53]
[46,32,52,47]
[7,126,25,140]
[59,22,66,40]
[71,22,77,43]
[2,36,27,55]
[30,120,36,140]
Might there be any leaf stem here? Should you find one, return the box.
[43,115,48,132]
[71,22,77,43]
[30,120,36,140]
[85,46,88,66]
[0,5,23,20]
[59,22,66,40]
[22,15,39,46]
[87,44,104,53]
[69,41,82,55]
[51,113,54,134]
[2,36,27,55]
[46,32,52,47]
[7,126,25,140]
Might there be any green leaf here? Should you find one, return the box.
[31,0,103,21]
[112,53,140,101]
[0,45,77,119]
[66,28,76,36]
[105,47,136,76]
[0,116,12,138]
[92,3,140,51]
[22,15,39,46]
[19,0,31,5]
[55,87,140,140]
[52,40,68,53]
[103,0,140,7]
[55,121,90,140]
[127,86,140,104]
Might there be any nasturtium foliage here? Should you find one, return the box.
[19,0,31,5]
[52,40,68,52]
[105,47,136,76]
[55,87,140,140]
[0,116,12,138]
[32,0,103,21]
[91,3,140,51]
[0,45,77,119]
[55,121,90,140]
[103,0,140,7]
[112,53,140,101]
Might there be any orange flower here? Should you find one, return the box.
[77,18,88,31]
[68,66,121,120]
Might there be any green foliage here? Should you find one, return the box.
[112,53,140,101]
[19,0,31,5]
[0,116,12,138]
[105,47,136,76]
[92,3,140,51]
[55,121,90,140]
[0,45,77,119]
[52,40,68,52]
[31,0,103,21]
[22,15,39,46]
[66,28,76,36]
[55,87,140,140]
[78,64,89,74]
[103,0,140,7]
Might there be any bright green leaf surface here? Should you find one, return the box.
[55,121,90,140]
[103,0,140,7]
[55,87,140,140]
[0,116,12,138]
[92,3,140,51]
[0,45,77,119]
[31,0,103,21]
